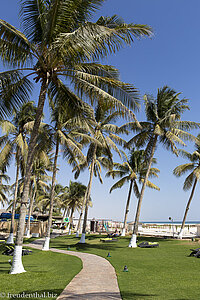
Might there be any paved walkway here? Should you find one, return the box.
[27,239,122,300]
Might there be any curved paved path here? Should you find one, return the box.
[27,239,122,300]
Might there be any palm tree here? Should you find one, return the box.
[173,135,200,239]
[76,102,128,243]
[42,99,93,250]
[0,102,37,244]
[106,149,160,236]
[24,151,52,238]
[61,181,88,235]
[36,183,64,215]
[124,86,199,247]
[0,0,152,275]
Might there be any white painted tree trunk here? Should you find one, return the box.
[79,233,85,244]
[10,246,26,274]
[24,229,31,238]
[121,228,126,237]
[75,231,79,237]
[6,233,14,244]
[129,234,137,248]
[42,237,50,251]
[68,228,71,235]
[177,229,183,239]
[12,79,49,274]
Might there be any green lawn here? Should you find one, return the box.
[0,243,82,300]
[50,234,200,300]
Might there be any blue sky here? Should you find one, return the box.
[1,1,200,222]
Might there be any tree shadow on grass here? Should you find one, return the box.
[51,241,124,253]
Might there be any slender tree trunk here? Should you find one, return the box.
[68,206,75,235]
[75,185,89,237]
[129,135,158,248]
[62,207,69,223]
[10,78,49,274]
[7,151,20,244]
[178,178,198,239]
[121,180,134,237]
[43,136,59,251]
[79,145,96,244]
[25,183,37,238]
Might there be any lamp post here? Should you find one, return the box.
[169,217,174,238]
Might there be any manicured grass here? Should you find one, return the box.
[0,243,82,300]
[50,234,200,300]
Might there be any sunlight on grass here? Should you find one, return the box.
[0,244,82,300]
[50,234,200,300]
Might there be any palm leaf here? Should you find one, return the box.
[0,19,32,66]
[20,0,47,43]
[110,176,130,193]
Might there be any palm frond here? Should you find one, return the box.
[110,176,130,193]
[20,0,47,43]
[0,19,32,66]
[0,70,33,118]
[173,163,195,177]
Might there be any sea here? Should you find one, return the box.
[141,221,200,225]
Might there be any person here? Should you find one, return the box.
[108,229,120,238]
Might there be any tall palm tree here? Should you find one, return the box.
[76,102,127,243]
[0,102,37,244]
[124,86,199,247]
[0,0,152,275]
[24,151,52,238]
[42,99,93,251]
[106,149,160,236]
[173,135,200,239]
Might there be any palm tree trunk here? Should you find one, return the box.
[121,179,134,237]
[43,136,59,251]
[25,183,37,238]
[10,78,49,274]
[6,151,20,244]
[62,207,69,223]
[75,185,89,237]
[129,135,158,248]
[178,178,198,239]
[79,145,96,244]
[68,206,75,235]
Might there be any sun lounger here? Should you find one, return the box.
[2,245,32,256]
[100,237,118,242]
[138,241,159,248]
[189,248,200,258]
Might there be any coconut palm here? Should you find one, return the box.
[61,181,88,235]
[106,149,160,236]
[124,86,200,247]
[0,0,152,275]
[42,99,94,250]
[173,135,200,239]
[75,102,128,243]
[35,183,64,215]
[0,102,37,244]
[24,151,52,238]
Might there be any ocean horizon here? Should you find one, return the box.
[140,221,200,225]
